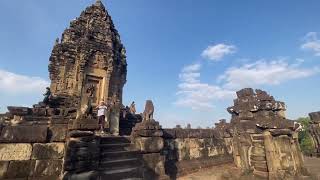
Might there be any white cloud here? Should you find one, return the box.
[201,43,237,61]
[218,59,319,89]
[0,69,49,94]
[174,63,235,110]
[175,59,318,111]
[301,32,320,56]
[182,63,201,72]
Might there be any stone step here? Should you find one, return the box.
[251,160,268,172]
[99,158,142,170]
[252,139,264,143]
[252,147,265,155]
[100,143,134,152]
[251,134,264,141]
[101,150,141,161]
[250,155,266,161]
[100,167,143,180]
[66,171,99,180]
[100,136,131,144]
[253,170,269,179]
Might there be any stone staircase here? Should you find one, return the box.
[250,134,269,179]
[98,136,143,180]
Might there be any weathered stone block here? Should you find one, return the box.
[188,129,201,138]
[134,137,164,153]
[6,160,35,178]
[69,130,94,138]
[162,129,176,138]
[7,106,32,116]
[189,147,202,159]
[0,161,9,179]
[174,139,190,161]
[175,129,189,138]
[142,153,167,179]
[200,129,213,138]
[33,160,63,177]
[0,143,32,161]
[49,124,68,142]
[236,88,254,98]
[208,146,225,156]
[46,108,60,116]
[309,111,320,123]
[135,129,163,137]
[32,108,47,116]
[0,125,48,143]
[32,143,65,160]
[50,116,69,124]
[23,116,49,122]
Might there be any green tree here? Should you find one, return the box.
[297,117,315,155]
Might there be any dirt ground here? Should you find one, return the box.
[304,156,320,179]
[178,157,320,180]
[177,163,258,180]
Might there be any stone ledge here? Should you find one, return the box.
[163,129,220,139]
[0,125,48,143]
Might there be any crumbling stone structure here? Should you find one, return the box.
[228,88,308,179]
[308,111,320,156]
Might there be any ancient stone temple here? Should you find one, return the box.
[0,1,315,180]
[227,88,308,179]
[0,1,138,180]
[49,0,127,114]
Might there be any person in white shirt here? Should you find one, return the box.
[96,101,109,133]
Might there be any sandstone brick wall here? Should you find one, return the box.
[0,124,67,179]
[162,128,233,177]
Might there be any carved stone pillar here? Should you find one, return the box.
[131,119,169,180]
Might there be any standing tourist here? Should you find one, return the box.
[97,101,109,133]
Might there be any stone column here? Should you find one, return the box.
[109,109,120,135]
[131,119,169,180]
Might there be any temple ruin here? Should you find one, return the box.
[309,111,320,157]
[0,1,318,180]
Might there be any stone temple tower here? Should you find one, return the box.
[48,0,127,108]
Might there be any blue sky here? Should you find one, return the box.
[0,0,319,128]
